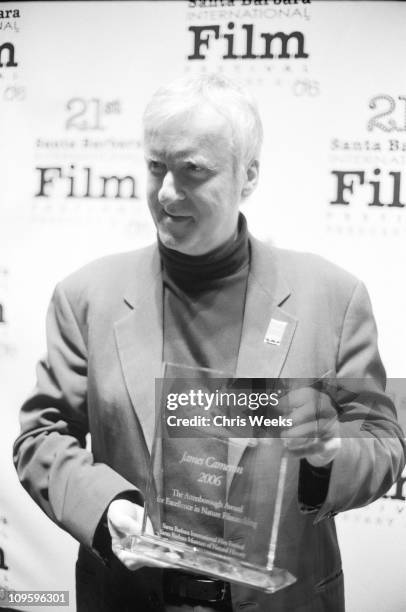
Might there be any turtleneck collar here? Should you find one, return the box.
[158,213,249,289]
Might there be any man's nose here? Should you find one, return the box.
[158,172,185,208]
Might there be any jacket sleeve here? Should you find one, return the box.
[314,280,405,522]
[13,282,140,553]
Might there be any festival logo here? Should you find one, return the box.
[32,95,148,231]
[327,94,406,236]
[184,0,317,97]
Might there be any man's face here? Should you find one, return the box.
[144,104,246,256]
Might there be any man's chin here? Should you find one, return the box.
[158,230,192,254]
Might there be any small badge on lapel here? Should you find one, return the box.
[264,318,287,346]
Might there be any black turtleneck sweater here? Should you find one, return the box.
[160,214,249,374]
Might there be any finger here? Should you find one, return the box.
[284,437,326,457]
[280,388,336,419]
[284,405,320,429]
[113,548,179,571]
[283,418,337,440]
[109,514,141,538]
[108,501,144,537]
[306,438,342,467]
[278,387,318,412]
[289,400,335,421]
[282,423,318,439]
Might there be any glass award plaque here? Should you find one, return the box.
[119,363,297,593]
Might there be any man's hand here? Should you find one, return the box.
[280,386,341,467]
[108,499,178,570]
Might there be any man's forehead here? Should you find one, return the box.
[144,105,233,156]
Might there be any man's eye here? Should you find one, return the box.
[148,161,166,175]
[186,163,204,173]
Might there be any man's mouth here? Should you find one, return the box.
[163,211,192,221]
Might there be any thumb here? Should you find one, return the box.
[108,499,143,538]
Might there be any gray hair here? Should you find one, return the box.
[143,73,263,169]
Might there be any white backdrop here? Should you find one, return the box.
[0,1,405,610]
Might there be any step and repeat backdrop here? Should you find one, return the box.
[0,1,405,610]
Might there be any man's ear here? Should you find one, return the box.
[241,160,259,198]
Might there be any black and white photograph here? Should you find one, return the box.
[1,1,405,611]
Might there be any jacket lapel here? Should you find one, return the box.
[228,237,298,486]
[114,245,163,455]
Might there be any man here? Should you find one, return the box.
[14,74,405,612]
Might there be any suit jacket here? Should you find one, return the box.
[14,237,405,612]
